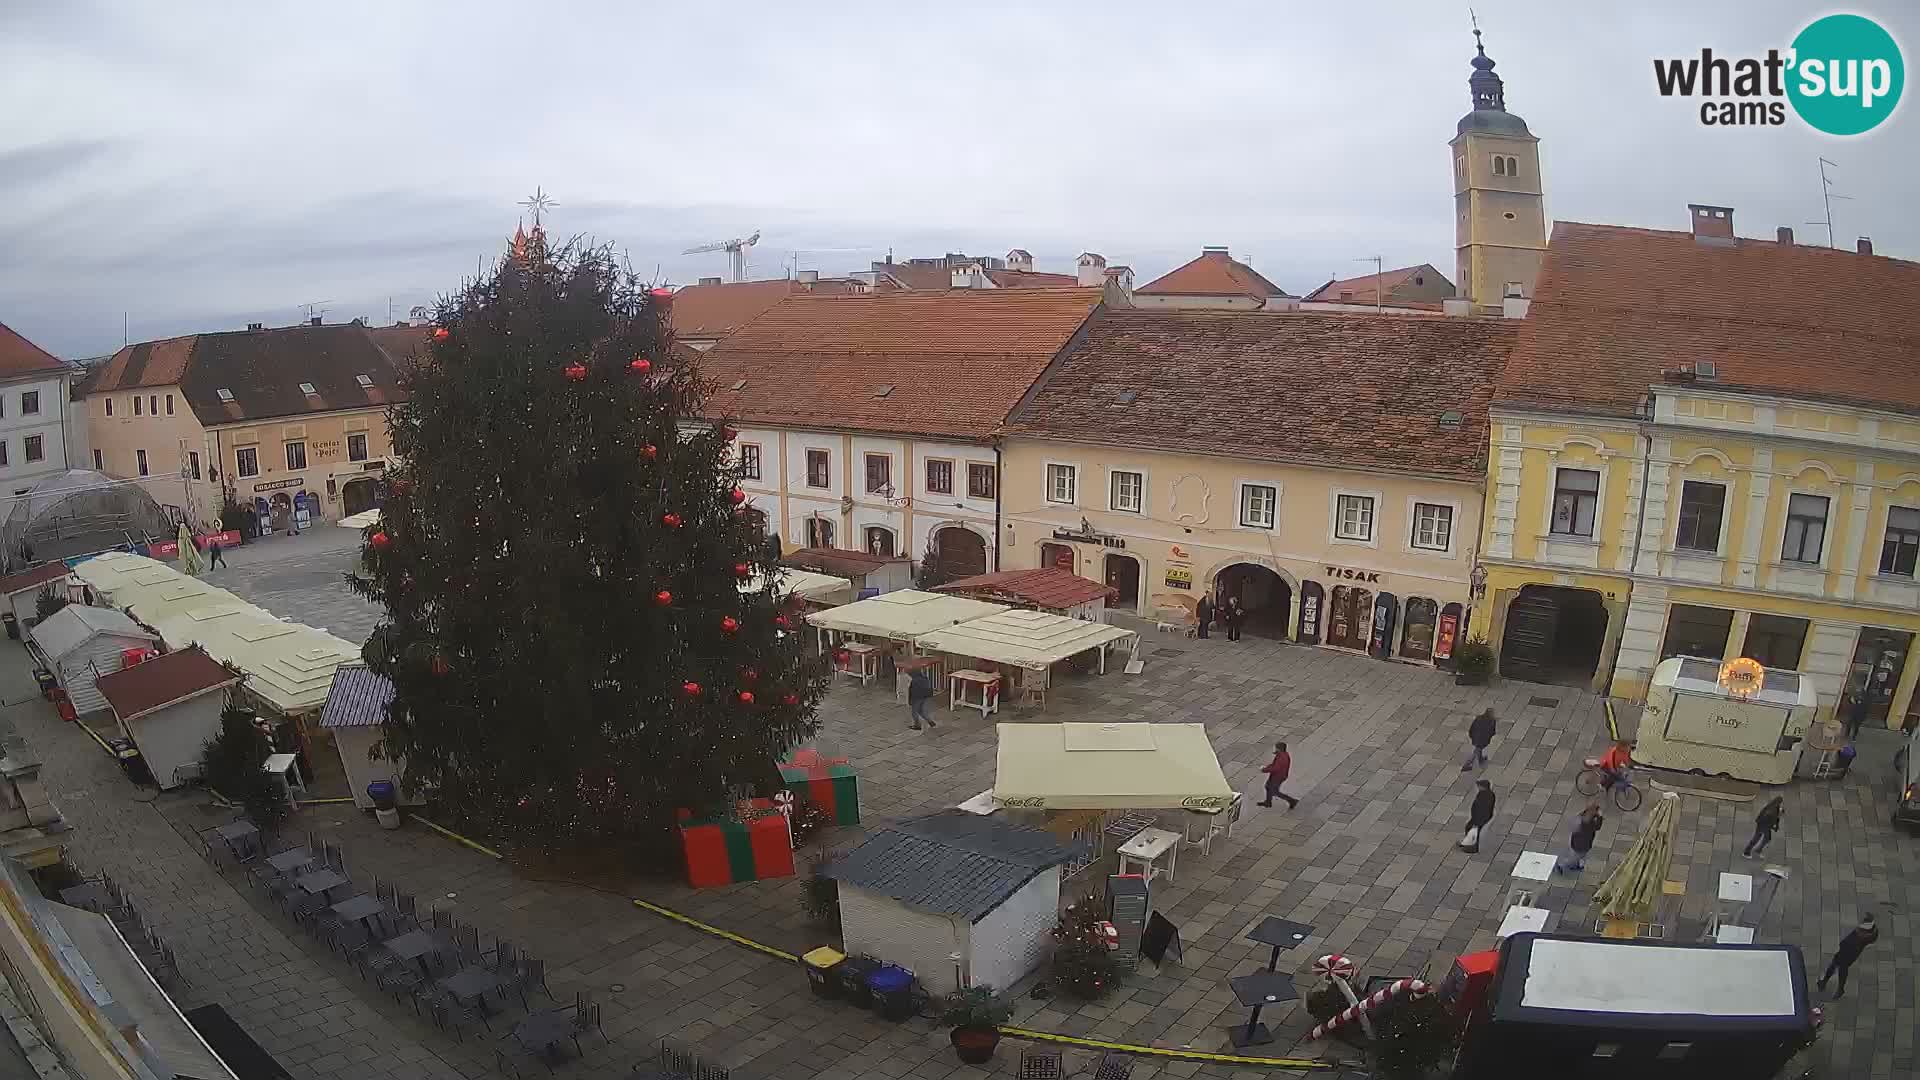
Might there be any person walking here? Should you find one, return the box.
[1225,597,1245,642]
[1195,593,1213,640]
[1459,780,1495,853]
[1846,688,1873,740]
[1817,914,1879,998]
[1462,709,1497,771]
[1554,802,1603,873]
[1258,740,1298,809]
[207,538,226,570]
[906,667,937,731]
[1744,796,1784,857]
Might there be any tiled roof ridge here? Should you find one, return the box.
[1524,295,1920,349]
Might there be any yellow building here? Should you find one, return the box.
[1478,209,1920,728]
[1002,308,1515,664]
[81,321,422,528]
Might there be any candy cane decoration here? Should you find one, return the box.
[1312,954,1357,980]
[1308,978,1432,1041]
[773,790,796,849]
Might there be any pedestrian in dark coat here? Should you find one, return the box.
[1225,597,1245,641]
[1462,709,1496,771]
[207,538,226,569]
[1195,593,1213,640]
[1459,780,1495,853]
[1817,914,1879,998]
[1846,689,1873,740]
[1744,796,1783,857]
[1554,802,1603,873]
[907,668,937,731]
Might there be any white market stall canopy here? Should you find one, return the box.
[915,608,1136,672]
[71,551,174,605]
[806,589,1008,642]
[338,509,381,530]
[742,567,852,606]
[994,722,1234,810]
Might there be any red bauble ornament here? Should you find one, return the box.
[782,692,800,707]
[629,356,652,375]
[740,667,759,683]
[681,681,702,698]
[654,590,673,607]
[564,362,589,381]
[661,512,682,528]
[737,691,755,705]
[729,488,747,505]
[432,327,450,342]
[720,616,740,634]
[649,287,673,304]
[833,649,851,665]
[370,531,391,550]
[774,615,791,630]
[734,562,752,579]
[641,444,658,462]
[719,426,738,442]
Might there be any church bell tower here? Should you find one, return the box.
[1450,29,1546,312]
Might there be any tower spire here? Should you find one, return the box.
[1468,20,1507,112]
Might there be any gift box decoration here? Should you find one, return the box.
[676,798,795,887]
[779,749,860,826]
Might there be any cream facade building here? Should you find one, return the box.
[1450,31,1547,313]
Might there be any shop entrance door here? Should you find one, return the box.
[1105,554,1140,611]
[1401,597,1438,661]
[1848,628,1914,728]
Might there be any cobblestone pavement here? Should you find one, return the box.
[22,535,1917,1078]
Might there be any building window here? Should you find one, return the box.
[1660,604,1733,661]
[165,393,174,415]
[804,516,834,548]
[1240,484,1277,529]
[1550,468,1601,538]
[148,394,157,415]
[189,451,201,480]
[0,442,8,467]
[1674,481,1726,553]
[1335,494,1375,541]
[1493,155,1507,176]
[1109,470,1144,514]
[285,441,307,470]
[136,449,149,476]
[864,527,895,557]
[1781,493,1828,564]
[23,435,42,463]
[1412,502,1453,551]
[926,459,953,495]
[1046,463,1077,505]
[134,395,143,416]
[1744,614,1810,670]
[805,449,830,488]
[864,453,891,494]
[736,443,760,480]
[967,462,995,500]
[104,398,111,417]
[347,433,368,462]
[236,447,259,478]
[21,391,39,416]
[1881,506,1920,577]
[92,449,103,470]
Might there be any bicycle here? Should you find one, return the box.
[1576,764,1644,811]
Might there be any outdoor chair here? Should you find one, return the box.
[456,924,483,963]
[424,996,486,1042]
[518,955,552,1000]
[374,879,396,905]
[357,944,402,984]
[1093,1051,1135,1080]
[493,1035,552,1078]
[492,940,519,977]
[431,907,453,931]
[329,921,370,961]
[1017,1046,1064,1079]
[396,892,417,920]
[323,841,345,873]
[375,964,424,1004]
[569,1001,603,1050]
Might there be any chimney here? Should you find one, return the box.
[1776,226,1794,246]
[1076,252,1107,287]
[1858,237,1874,256]
[1442,298,1472,318]
[1102,266,1134,304]
[796,269,819,284]
[698,276,722,286]
[1688,203,1736,245]
[246,322,264,331]
[309,315,323,326]
[1502,297,1531,319]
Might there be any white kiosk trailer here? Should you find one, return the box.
[1635,656,1820,784]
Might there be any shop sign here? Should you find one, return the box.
[148,541,179,559]
[1435,613,1460,660]
[1169,544,1193,563]
[1165,567,1193,590]
[1325,565,1382,583]
[254,477,304,492]
[362,460,386,471]
[1052,526,1125,549]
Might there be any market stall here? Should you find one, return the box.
[27,605,159,717]
[337,509,381,530]
[97,647,240,791]
[992,722,1235,811]
[740,567,854,609]
[913,607,1138,708]
[805,589,1008,678]
[934,567,1115,621]
[782,547,913,596]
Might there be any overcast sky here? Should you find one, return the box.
[2,1,1913,359]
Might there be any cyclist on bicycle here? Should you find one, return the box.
[1598,740,1633,789]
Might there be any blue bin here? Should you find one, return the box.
[867,966,915,1021]
[366,780,397,810]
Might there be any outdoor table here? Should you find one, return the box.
[267,848,313,873]
[262,752,306,809]
[1117,826,1182,884]
[214,820,259,859]
[1497,905,1551,941]
[513,1010,574,1060]
[439,966,506,1014]
[1183,796,1240,854]
[1507,851,1557,907]
[59,882,111,913]
[383,929,441,976]
[295,869,348,897]
[1247,917,1314,970]
[948,669,1000,718]
[330,894,386,931]
[1717,871,1752,904]
[1226,970,1297,1048]
[1714,924,1756,945]
[836,642,879,687]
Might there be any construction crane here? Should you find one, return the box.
[682,231,761,282]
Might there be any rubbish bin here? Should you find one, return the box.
[802,946,846,999]
[837,956,881,1008]
[33,670,56,699]
[3,612,17,640]
[866,965,916,1022]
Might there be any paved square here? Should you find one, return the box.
[8,536,1913,1078]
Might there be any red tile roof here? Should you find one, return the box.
[984,270,1081,289]
[698,288,1105,441]
[1007,309,1515,481]
[877,264,956,291]
[366,323,432,363]
[0,562,72,597]
[86,324,408,424]
[88,335,196,392]
[669,279,802,340]
[1303,265,1438,304]
[1499,222,1920,419]
[0,321,68,378]
[97,646,238,721]
[1136,250,1292,299]
[935,567,1115,609]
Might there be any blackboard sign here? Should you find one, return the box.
[1141,912,1184,966]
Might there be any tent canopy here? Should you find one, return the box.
[806,589,1008,642]
[337,509,381,530]
[994,722,1234,810]
[0,470,175,571]
[741,567,851,606]
[914,608,1134,672]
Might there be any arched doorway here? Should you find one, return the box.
[932,526,987,579]
[1040,542,1075,572]
[1213,563,1293,638]
[1501,585,1609,687]
[1326,586,1374,650]
[1104,553,1141,612]
[342,477,379,517]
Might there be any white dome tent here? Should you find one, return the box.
[0,470,178,574]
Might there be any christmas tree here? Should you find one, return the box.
[350,231,828,859]
[1048,896,1122,1000]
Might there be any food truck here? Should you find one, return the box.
[1634,656,1820,784]
[1451,934,1812,1077]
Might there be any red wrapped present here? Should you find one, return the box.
[779,749,860,826]
[676,799,795,887]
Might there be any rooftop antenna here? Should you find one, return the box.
[1806,157,1851,248]
[1354,255,1384,313]
[299,300,333,323]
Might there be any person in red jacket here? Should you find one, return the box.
[1259,740,1298,809]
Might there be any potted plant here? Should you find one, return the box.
[941,985,1012,1065]
[1454,639,1495,687]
